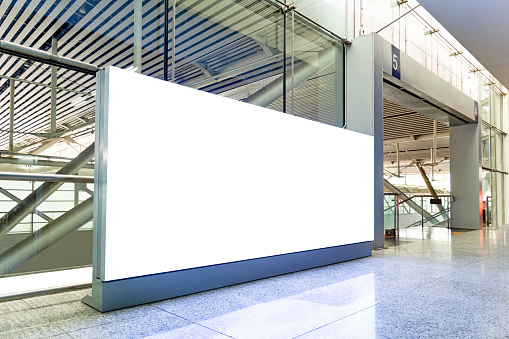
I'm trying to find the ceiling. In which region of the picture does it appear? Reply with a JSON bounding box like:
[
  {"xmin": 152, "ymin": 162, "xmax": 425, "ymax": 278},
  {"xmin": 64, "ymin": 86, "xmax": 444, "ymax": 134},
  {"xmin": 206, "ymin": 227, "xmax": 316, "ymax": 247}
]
[
  {"xmin": 383, "ymin": 99, "xmax": 450, "ymax": 177},
  {"xmin": 417, "ymin": 0, "xmax": 509, "ymax": 90}
]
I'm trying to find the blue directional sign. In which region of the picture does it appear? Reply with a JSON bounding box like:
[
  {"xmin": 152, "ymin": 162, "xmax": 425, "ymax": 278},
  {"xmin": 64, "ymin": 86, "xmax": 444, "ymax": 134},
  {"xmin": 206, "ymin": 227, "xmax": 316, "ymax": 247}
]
[{"xmin": 391, "ymin": 45, "xmax": 401, "ymax": 80}]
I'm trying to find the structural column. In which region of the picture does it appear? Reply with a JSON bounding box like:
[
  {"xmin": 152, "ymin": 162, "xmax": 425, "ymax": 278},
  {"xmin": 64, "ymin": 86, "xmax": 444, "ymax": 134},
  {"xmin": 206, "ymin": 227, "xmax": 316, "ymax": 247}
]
[
  {"xmin": 449, "ymin": 121, "xmax": 482, "ymax": 229},
  {"xmin": 346, "ymin": 33, "xmax": 384, "ymax": 248}
]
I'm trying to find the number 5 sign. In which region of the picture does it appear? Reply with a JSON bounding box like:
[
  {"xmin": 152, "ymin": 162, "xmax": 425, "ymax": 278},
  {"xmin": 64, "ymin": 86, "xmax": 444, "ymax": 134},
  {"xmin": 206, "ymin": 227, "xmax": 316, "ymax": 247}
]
[{"xmin": 391, "ymin": 45, "xmax": 401, "ymax": 80}]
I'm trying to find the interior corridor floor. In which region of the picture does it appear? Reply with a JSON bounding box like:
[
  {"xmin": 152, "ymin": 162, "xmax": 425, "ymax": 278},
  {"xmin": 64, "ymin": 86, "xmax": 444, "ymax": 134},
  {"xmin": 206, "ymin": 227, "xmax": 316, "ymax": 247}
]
[{"xmin": 1, "ymin": 225, "xmax": 509, "ymax": 338}]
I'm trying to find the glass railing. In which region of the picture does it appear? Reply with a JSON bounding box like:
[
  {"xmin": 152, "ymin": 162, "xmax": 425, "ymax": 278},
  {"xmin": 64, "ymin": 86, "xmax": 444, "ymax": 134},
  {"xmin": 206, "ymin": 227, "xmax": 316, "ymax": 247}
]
[
  {"xmin": 399, "ymin": 194, "xmax": 451, "ymax": 229},
  {"xmin": 384, "ymin": 193, "xmax": 400, "ymax": 237},
  {"xmin": 0, "ymin": 68, "xmax": 96, "ymax": 280},
  {"xmin": 361, "ymin": 0, "xmax": 506, "ymax": 104},
  {"xmin": 0, "ymin": 181, "xmax": 93, "ymax": 235},
  {"xmin": 0, "ymin": 164, "xmax": 94, "ymax": 279},
  {"xmin": 385, "ymin": 193, "xmax": 452, "ymax": 233}
]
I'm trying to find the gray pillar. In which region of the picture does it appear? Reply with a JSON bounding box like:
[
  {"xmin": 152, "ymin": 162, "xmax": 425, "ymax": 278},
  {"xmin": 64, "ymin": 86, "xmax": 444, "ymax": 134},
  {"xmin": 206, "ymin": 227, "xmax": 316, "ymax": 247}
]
[
  {"xmin": 346, "ymin": 33, "xmax": 384, "ymax": 248},
  {"xmin": 449, "ymin": 121, "xmax": 482, "ymax": 229}
]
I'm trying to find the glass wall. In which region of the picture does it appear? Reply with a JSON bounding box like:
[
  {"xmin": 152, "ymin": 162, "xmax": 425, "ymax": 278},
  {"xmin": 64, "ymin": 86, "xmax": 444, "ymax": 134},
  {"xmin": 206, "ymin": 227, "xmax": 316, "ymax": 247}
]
[{"xmin": 0, "ymin": 1, "xmax": 346, "ymax": 284}]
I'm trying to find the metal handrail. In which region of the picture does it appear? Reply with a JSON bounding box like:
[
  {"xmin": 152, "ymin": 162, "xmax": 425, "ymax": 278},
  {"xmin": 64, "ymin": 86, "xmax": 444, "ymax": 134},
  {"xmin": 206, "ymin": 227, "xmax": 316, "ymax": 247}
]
[
  {"xmin": 0, "ymin": 40, "xmax": 99, "ymax": 75},
  {"xmin": 0, "ymin": 172, "xmax": 93, "ymax": 183},
  {"xmin": 405, "ymin": 207, "xmax": 451, "ymax": 228},
  {"xmin": 384, "ymin": 194, "xmax": 450, "ymax": 212}
]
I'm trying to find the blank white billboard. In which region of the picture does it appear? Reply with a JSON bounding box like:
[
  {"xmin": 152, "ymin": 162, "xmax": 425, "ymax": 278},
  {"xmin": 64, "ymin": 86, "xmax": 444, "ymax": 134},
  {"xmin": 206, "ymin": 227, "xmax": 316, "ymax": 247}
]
[{"xmin": 99, "ymin": 66, "xmax": 373, "ymax": 282}]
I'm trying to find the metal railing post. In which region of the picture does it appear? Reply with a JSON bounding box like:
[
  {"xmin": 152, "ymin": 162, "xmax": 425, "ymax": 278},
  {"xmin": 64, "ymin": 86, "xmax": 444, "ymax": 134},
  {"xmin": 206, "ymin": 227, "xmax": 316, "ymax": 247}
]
[
  {"xmin": 50, "ymin": 37, "xmax": 57, "ymax": 135},
  {"xmin": 172, "ymin": 0, "xmax": 176, "ymax": 82},
  {"xmin": 395, "ymin": 194, "xmax": 400, "ymax": 237},
  {"xmin": 134, "ymin": 0, "xmax": 142, "ymax": 73},
  {"xmin": 486, "ymin": 196, "xmax": 490, "ymax": 227},
  {"xmin": 9, "ymin": 79, "xmax": 14, "ymax": 152},
  {"xmin": 163, "ymin": 0, "xmax": 169, "ymax": 81},
  {"xmin": 421, "ymin": 196, "xmax": 424, "ymax": 229}
]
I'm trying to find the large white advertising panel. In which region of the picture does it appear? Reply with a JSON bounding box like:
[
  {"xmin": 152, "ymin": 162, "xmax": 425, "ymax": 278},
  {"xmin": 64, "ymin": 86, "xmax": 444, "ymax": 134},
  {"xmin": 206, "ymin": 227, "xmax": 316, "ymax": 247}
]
[{"xmin": 100, "ymin": 66, "xmax": 373, "ymax": 282}]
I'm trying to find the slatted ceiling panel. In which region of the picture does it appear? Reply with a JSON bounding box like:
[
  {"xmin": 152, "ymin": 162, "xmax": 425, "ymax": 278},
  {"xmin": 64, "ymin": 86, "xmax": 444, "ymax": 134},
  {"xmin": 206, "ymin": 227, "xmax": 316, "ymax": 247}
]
[
  {"xmin": 383, "ymin": 99, "xmax": 414, "ymax": 118},
  {"xmin": 384, "ymin": 138, "xmax": 449, "ymax": 153},
  {"xmin": 383, "ymin": 99, "xmax": 449, "ymax": 140},
  {"xmin": 383, "ymin": 115, "xmax": 448, "ymax": 140},
  {"xmin": 384, "ymin": 147, "xmax": 450, "ymax": 162},
  {"xmin": 0, "ymin": 61, "xmax": 95, "ymax": 137},
  {"xmin": 382, "ymin": 99, "xmax": 451, "ymax": 168}
]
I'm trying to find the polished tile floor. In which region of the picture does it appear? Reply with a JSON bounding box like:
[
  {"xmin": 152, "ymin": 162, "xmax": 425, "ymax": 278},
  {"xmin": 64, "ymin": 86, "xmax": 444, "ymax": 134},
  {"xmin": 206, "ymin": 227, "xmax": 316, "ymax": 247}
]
[{"xmin": 1, "ymin": 225, "xmax": 509, "ymax": 338}]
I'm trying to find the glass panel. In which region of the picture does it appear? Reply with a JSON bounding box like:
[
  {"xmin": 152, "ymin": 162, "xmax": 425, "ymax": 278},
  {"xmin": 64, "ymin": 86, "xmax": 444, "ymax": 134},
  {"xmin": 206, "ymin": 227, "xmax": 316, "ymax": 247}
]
[
  {"xmin": 140, "ymin": 0, "xmax": 173, "ymax": 80},
  {"xmin": 490, "ymin": 128, "xmax": 497, "ymax": 170},
  {"xmin": 177, "ymin": 0, "xmax": 285, "ymax": 113},
  {"xmin": 422, "ymin": 196, "xmax": 450, "ymax": 228},
  {"xmin": 437, "ymin": 37, "xmax": 451, "ymax": 83},
  {"xmin": 294, "ymin": 0, "xmax": 355, "ymax": 38},
  {"xmin": 286, "ymin": 12, "xmax": 343, "ymax": 126},
  {"xmin": 481, "ymin": 125, "xmax": 491, "ymax": 168},
  {"xmin": 0, "ymin": 180, "xmax": 93, "ymax": 277},
  {"xmin": 490, "ymin": 87, "xmax": 503, "ymax": 130},
  {"xmin": 495, "ymin": 172, "xmax": 505, "ymax": 226},
  {"xmin": 482, "ymin": 170, "xmax": 491, "ymax": 224},
  {"xmin": 396, "ymin": 195, "xmax": 450, "ymax": 229},
  {"xmin": 362, "ymin": 0, "xmax": 399, "ymax": 44},
  {"xmin": 405, "ymin": 13, "xmax": 428, "ymax": 68},
  {"xmin": 480, "ymin": 82, "xmax": 491, "ymax": 123},
  {"xmin": 0, "ymin": 57, "xmax": 94, "ymax": 278},
  {"xmin": 496, "ymin": 131, "xmax": 504, "ymax": 172},
  {"xmin": 384, "ymin": 194, "xmax": 398, "ymax": 236}
]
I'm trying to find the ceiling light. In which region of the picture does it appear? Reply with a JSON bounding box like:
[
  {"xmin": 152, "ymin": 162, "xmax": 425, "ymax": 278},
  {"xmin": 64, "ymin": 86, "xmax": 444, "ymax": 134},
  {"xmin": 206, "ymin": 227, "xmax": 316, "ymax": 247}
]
[{"xmin": 71, "ymin": 97, "xmax": 87, "ymax": 107}]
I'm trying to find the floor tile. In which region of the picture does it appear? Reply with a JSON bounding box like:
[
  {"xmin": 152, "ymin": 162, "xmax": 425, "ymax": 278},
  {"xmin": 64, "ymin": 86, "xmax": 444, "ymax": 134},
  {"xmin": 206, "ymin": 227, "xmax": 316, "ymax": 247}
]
[
  {"xmin": 0, "ymin": 300, "xmax": 96, "ymax": 333},
  {"xmin": 0, "ymin": 299, "xmax": 31, "ymax": 315},
  {"xmin": 197, "ymin": 281, "xmax": 377, "ymax": 339},
  {"xmin": 143, "ymin": 324, "xmax": 233, "ymax": 339},
  {"xmin": 297, "ymin": 322, "xmax": 375, "ymax": 339},
  {"xmin": 56, "ymin": 304, "xmax": 167, "ymax": 333},
  {"xmin": 0, "ymin": 323, "xmax": 65, "ymax": 339},
  {"xmin": 23, "ymin": 288, "xmax": 91, "ymax": 308},
  {"xmin": 65, "ymin": 310, "xmax": 192, "ymax": 339},
  {"xmin": 153, "ymin": 286, "xmax": 258, "ymax": 322}
]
